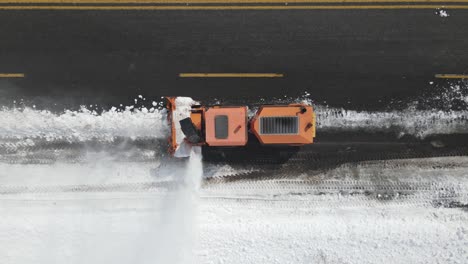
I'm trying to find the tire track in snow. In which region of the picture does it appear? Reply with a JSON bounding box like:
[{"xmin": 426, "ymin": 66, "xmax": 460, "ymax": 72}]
[{"xmin": 0, "ymin": 179, "xmax": 466, "ymax": 208}]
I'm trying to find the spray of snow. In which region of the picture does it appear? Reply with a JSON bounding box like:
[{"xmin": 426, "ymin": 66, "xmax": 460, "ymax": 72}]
[
  {"xmin": 0, "ymin": 146, "xmax": 204, "ymax": 264},
  {"xmin": 0, "ymin": 106, "xmax": 167, "ymax": 142},
  {"xmin": 152, "ymin": 146, "xmax": 203, "ymax": 264}
]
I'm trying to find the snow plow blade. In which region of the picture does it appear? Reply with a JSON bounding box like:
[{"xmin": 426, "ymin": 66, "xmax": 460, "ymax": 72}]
[{"xmin": 165, "ymin": 97, "xmax": 178, "ymax": 155}]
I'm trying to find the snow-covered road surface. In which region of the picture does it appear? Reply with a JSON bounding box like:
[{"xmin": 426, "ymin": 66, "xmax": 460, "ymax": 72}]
[
  {"xmin": 1, "ymin": 192, "xmax": 467, "ymax": 264},
  {"xmin": 1, "ymin": 156, "xmax": 467, "ymax": 264},
  {"xmin": 1, "ymin": 91, "xmax": 468, "ymax": 264}
]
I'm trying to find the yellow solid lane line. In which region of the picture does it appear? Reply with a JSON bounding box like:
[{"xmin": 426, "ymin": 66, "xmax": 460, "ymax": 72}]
[
  {"xmin": 2, "ymin": 0, "xmax": 468, "ymax": 3},
  {"xmin": 179, "ymin": 73, "xmax": 284, "ymax": 78},
  {"xmin": 435, "ymin": 74, "xmax": 468, "ymax": 79},
  {"xmin": 1, "ymin": 4, "xmax": 468, "ymax": 9},
  {"xmin": 0, "ymin": 73, "xmax": 25, "ymax": 78}
]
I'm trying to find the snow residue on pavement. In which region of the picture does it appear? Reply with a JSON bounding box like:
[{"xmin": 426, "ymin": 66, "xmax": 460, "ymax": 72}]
[
  {"xmin": 315, "ymin": 106, "xmax": 468, "ymax": 138},
  {"xmin": 0, "ymin": 159, "xmax": 160, "ymax": 186},
  {"xmin": 204, "ymin": 164, "xmax": 259, "ymax": 179},
  {"xmin": 310, "ymin": 156, "xmax": 468, "ymax": 185},
  {"xmin": 416, "ymin": 82, "xmax": 468, "ymax": 110},
  {"xmin": 2, "ymin": 84, "xmax": 467, "ymax": 144},
  {"xmin": 0, "ymin": 106, "xmax": 167, "ymax": 142},
  {"xmin": 300, "ymin": 83, "xmax": 468, "ymax": 138},
  {"xmin": 436, "ymin": 9, "xmax": 450, "ymax": 17}
]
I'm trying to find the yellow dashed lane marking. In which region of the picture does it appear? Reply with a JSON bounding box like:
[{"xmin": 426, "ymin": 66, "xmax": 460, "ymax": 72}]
[
  {"xmin": 179, "ymin": 73, "xmax": 284, "ymax": 78},
  {"xmin": 435, "ymin": 74, "xmax": 468, "ymax": 79},
  {"xmin": 0, "ymin": 73, "xmax": 25, "ymax": 78}
]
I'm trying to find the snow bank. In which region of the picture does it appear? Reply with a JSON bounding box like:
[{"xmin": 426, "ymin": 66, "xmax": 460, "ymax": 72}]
[
  {"xmin": 315, "ymin": 106, "xmax": 468, "ymax": 138},
  {"xmin": 1, "ymin": 87, "xmax": 467, "ymax": 144},
  {"xmin": 302, "ymin": 83, "xmax": 468, "ymax": 138}
]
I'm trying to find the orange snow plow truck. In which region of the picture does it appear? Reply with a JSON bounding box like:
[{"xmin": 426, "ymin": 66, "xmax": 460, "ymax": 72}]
[{"xmin": 166, "ymin": 97, "xmax": 316, "ymax": 157}]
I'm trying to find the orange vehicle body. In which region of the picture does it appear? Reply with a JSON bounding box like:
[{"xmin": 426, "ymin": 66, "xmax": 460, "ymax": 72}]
[
  {"xmin": 166, "ymin": 97, "xmax": 316, "ymax": 155},
  {"xmin": 190, "ymin": 110, "xmax": 203, "ymax": 131},
  {"xmin": 250, "ymin": 105, "xmax": 316, "ymax": 145},
  {"xmin": 204, "ymin": 106, "xmax": 248, "ymax": 146}
]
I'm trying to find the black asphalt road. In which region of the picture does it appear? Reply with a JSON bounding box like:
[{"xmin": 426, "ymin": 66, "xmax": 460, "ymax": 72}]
[{"xmin": 0, "ymin": 9, "xmax": 467, "ymax": 109}]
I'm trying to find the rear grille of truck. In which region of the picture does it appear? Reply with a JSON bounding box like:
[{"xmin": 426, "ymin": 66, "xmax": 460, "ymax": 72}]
[{"xmin": 259, "ymin": 116, "xmax": 299, "ymax": 135}]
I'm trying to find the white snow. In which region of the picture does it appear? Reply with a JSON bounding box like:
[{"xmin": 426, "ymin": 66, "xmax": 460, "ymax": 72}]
[
  {"xmin": 315, "ymin": 106, "xmax": 468, "ymax": 138},
  {"xmin": 171, "ymin": 97, "xmax": 198, "ymax": 155},
  {"xmin": 0, "ymin": 156, "xmax": 467, "ymax": 264},
  {"xmin": 1, "ymin": 188, "xmax": 467, "ymax": 264},
  {"xmin": 304, "ymin": 83, "xmax": 468, "ymax": 138},
  {"xmin": 312, "ymin": 156, "xmax": 468, "ymax": 184},
  {"xmin": 1, "ymin": 91, "xmax": 467, "ymax": 144},
  {"xmin": 197, "ymin": 200, "xmax": 468, "ymax": 264},
  {"xmin": 1, "ymin": 93, "xmax": 468, "ymax": 263},
  {"xmin": 0, "ymin": 106, "xmax": 167, "ymax": 142},
  {"xmin": 436, "ymin": 9, "xmax": 450, "ymax": 17},
  {"xmin": 151, "ymin": 146, "xmax": 203, "ymax": 264},
  {"xmin": 0, "ymin": 147, "xmax": 206, "ymax": 264}
]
